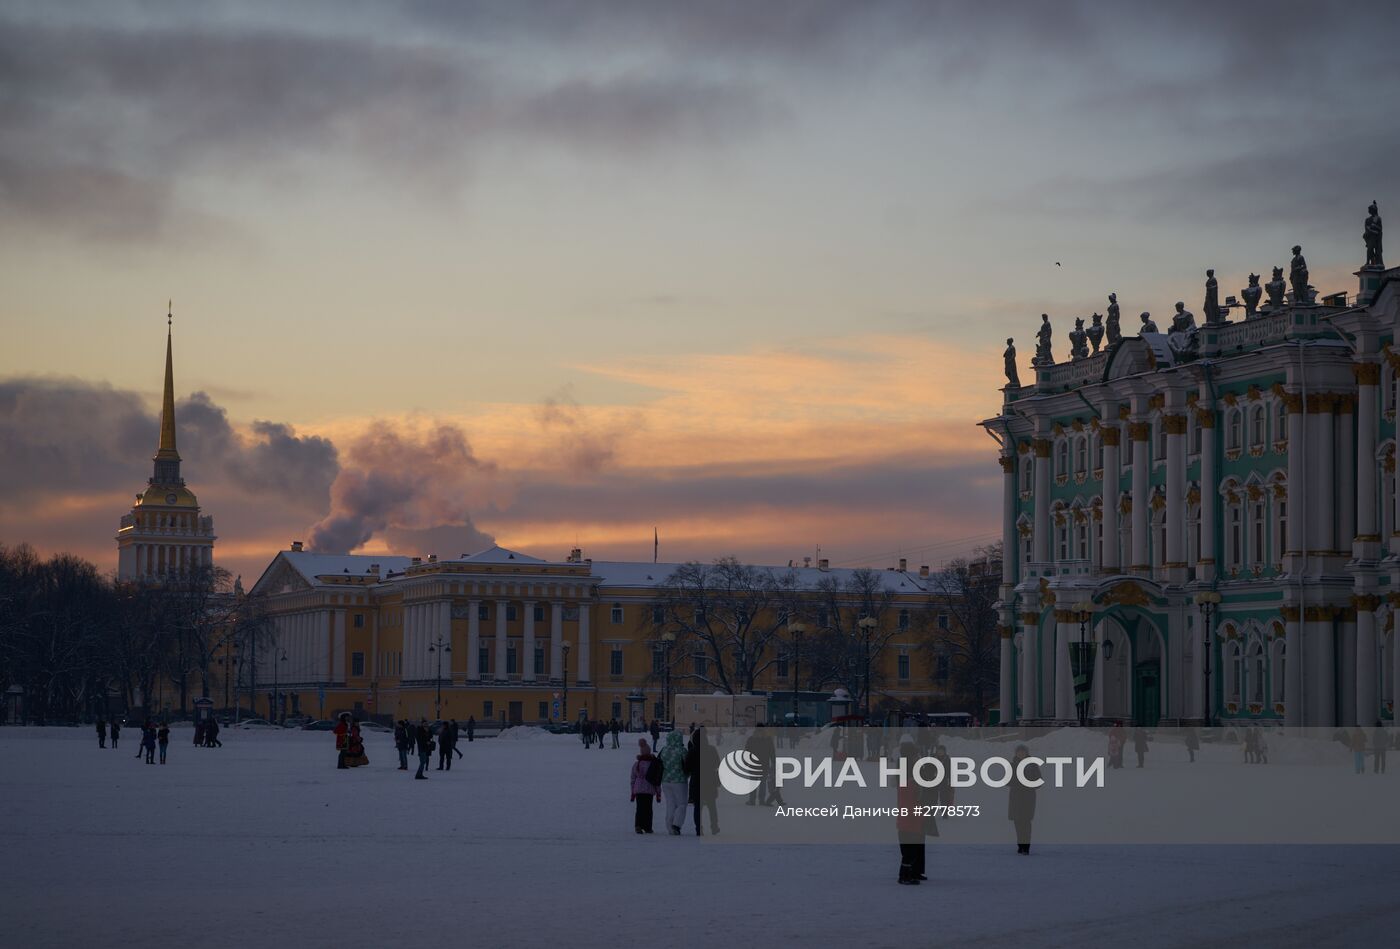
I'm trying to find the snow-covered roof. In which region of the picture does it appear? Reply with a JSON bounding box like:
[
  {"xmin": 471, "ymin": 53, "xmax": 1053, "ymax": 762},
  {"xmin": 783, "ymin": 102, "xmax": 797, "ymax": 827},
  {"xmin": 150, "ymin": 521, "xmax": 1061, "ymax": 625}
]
[
  {"xmin": 589, "ymin": 561, "xmax": 932, "ymax": 594},
  {"xmin": 454, "ymin": 545, "xmax": 549, "ymax": 565},
  {"xmin": 281, "ymin": 552, "xmax": 412, "ymax": 584}
]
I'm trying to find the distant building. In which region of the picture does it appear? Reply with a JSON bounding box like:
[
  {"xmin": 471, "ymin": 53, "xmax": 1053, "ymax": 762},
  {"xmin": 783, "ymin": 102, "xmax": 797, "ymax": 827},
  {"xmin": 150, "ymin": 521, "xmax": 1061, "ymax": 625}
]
[
  {"xmin": 115, "ymin": 315, "xmax": 215, "ymax": 580},
  {"xmin": 985, "ymin": 216, "xmax": 1398, "ymax": 728}
]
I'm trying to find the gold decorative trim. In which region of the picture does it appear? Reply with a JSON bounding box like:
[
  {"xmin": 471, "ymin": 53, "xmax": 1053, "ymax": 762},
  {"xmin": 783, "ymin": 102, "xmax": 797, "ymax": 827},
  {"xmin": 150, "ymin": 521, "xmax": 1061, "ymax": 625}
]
[
  {"xmin": 1034, "ymin": 438, "xmax": 1052, "ymax": 458},
  {"xmin": 1101, "ymin": 426, "xmax": 1121, "ymax": 446},
  {"xmin": 1279, "ymin": 606, "xmax": 1300, "ymax": 622},
  {"xmin": 1354, "ymin": 362, "xmax": 1382, "ymax": 385},
  {"xmin": 1128, "ymin": 421, "xmax": 1151, "ymax": 441},
  {"xmin": 1162, "ymin": 413, "xmax": 1188, "ymax": 435},
  {"xmin": 1099, "ymin": 581, "xmax": 1151, "ymax": 607}
]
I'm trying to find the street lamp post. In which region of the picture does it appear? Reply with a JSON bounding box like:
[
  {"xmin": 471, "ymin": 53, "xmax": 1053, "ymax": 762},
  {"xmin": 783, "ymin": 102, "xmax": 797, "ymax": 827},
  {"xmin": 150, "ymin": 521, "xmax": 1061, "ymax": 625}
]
[
  {"xmin": 856, "ymin": 617, "xmax": 878, "ymax": 721},
  {"xmin": 1071, "ymin": 600, "xmax": 1098, "ymax": 727},
  {"xmin": 561, "ymin": 641, "xmax": 572, "ymax": 725},
  {"xmin": 788, "ymin": 622, "xmax": 807, "ymax": 722},
  {"xmin": 1194, "ymin": 591, "xmax": 1222, "ymax": 727},
  {"xmin": 428, "ymin": 635, "xmax": 452, "ymax": 720},
  {"xmin": 219, "ymin": 646, "xmax": 239, "ymax": 720},
  {"xmin": 272, "ymin": 648, "xmax": 287, "ymax": 724},
  {"xmin": 660, "ymin": 631, "xmax": 675, "ymax": 725}
]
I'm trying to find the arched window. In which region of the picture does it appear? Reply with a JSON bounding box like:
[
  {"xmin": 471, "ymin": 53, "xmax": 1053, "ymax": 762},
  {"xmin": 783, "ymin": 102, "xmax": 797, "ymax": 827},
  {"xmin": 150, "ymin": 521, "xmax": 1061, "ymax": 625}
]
[
  {"xmin": 1249, "ymin": 405, "xmax": 1266, "ymax": 449},
  {"xmin": 1092, "ymin": 433, "xmax": 1103, "ymax": 474},
  {"xmin": 1270, "ymin": 637, "xmax": 1286, "ymax": 704},
  {"xmin": 1248, "ymin": 640, "xmax": 1265, "ymax": 703},
  {"xmin": 1250, "ymin": 497, "xmax": 1266, "ymax": 567},
  {"xmin": 1226, "ymin": 502, "xmax": 1243, "ymax": 571},
  {"xmin": 1272, "ymin": 399, "xmax": 1287, "ymax": 446},
  {"xmin": 1056, "ymin": 440, "xmax": 1069, "ymax": 479},
  {"xmin": 1074, "ymin": 436, "xmax": 1088, "ymax": 477},
  {"xmin": 1188, "ymin": 413, "xmax": 1200, "ymax": 456},
  {"xmin": 1227, "ymin": 409, "xmax": 1243, "ymax": 451},
  {"xmin": 1155, "ymin": 418, "xmax": 1167, "ymax": 462},
  {"xmin": 1225, "ymin": 640, "xmax": 1242, "ymax": 703},
  {"xmin": 1021, "ymin": 456, "xmax": 1033, "ymax": 494}
]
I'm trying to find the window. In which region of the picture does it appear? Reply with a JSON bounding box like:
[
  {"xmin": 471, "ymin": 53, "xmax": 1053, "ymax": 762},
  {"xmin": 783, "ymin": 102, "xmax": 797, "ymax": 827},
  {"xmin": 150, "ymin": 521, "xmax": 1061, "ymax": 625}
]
[
  {"xmin": 1228, "ymin": 505, "xmax": 1242, "ymax": 570},
  {"xmin": 1057, "ymin": 519, "xmax": 1069, "ymax": 561},
  {"xmin": 506, "ymin": 642, "xmax": 518, "ymax": 675},
  {"xmin": 1075, "ymin": 436, "xmax": 1087, "ymax": 476},
  {"xmin": 563, "ymin": 606, "xmax": 579, "ymax": 621},
  {"xmin": 483, "ymin": 700, "xmax": 493, "ymax": 718},
  {"xmin": 534, "ymin": 644, "xmax": 546, "ymax": 675},
  {"xmin": 1056, "ymin": 440, "xmax": 1069, "ymax": 478},
  {"xmin": 897, "ymin": 654, "xmax": 910, "ymax": 680},
  {"xmin": 1249, "ymin": 642, "xmax": 1265, "ymax": 703},
  {"xmin": 1251, "ymin": 501, "xmax": 1266, "ymax": 566},
  {"xmin": 776, "ymin": 656, "xmax": 789, "ymax": 679},
  {"xmin": 1021, "ymin": 457, "xmax": 1033, "ymax": 493},
  {"xmin": 1076, "ymin": 517, "xmax": 1089, "ymax": 561},
  {"xmin": 693, "ymin": 654, "xmax": 708, "ymax": 677},
  {"xmin": 652, "ymin": 605, "xmax": 664, "ymax": 624},
  {"xmin": 817, "ymin": 610, "xmax": 829, "ymax": 628},
  {"xmin": 610, "ymin": 647, "xmax": 623, "ymax": 676},
  {"xmin": 351, "ymin": 651, "xmax": 364, "ymax": 676},
  {"xmin": 1273, "ymin": 400, "xmax": 1287, "ymax": 445},
  {"xmin": 1250, "ymin": 406, "xmax": 1266, "ymax": 449},
  {"xmin": 1227, "ymin": 410, "xmax": 1242, "ymax": 451},
  {"xmin": 534, "ymin": 605, "xmax": 545, "ymax": 623},
  {"xmin": 353, "ymin": 613, "xmax": 364, "ymax": 629},
  {"xmin": 1155, "ymin": 420, "xmax": 1166, "ymax": 462},
  {"xmin": 653, "ymin": 701, "xmax": 665, "ymax": 719},
  {"xmin": 898, "ymin": 609, "xmax": 910, "ymax": 631},
  {"xmin": 1272, "ymin": 640, "xmax": 1286, "ymax": 704},
  {"xmin": 937, "ymin": 613, "xmax": 950, "ymax": 631},
  {"xmin": 611, "ymin": 605, "xmax": 624, "ymax": 624},
  {"xmin": 478, "ymin": 603, "xmax": 490, "ymax": 621},
  {"xmin": 612, "ymin": 701, "xmax": 623, "ymax": 719},
  {"xmin": 935, "ymin": 653, "xmax": 950, "ymax": 680},
  {"xmin": 1278, "ymin": 499, "xmax": 1288, "ymax": 557},
  {"xmin": 694, "ymin": 607, "xmax": 706, "ymax": 624},
  {"xmin": 506, "ymin": 604, "xmax": 518, "ymax": 622},
  {"xmin": 652, "ymin": 648, "xmax": 665, "ymax": 675},
  {"xmin": 538, "ymin": 701, "xmax": 548, "ymax": 720},
  {"xmin": 1225, "ymin": 642, "xmax": 1241, "ymax": 702},
  {"xmin": 478, "ymin": 647, "xmax": 489, "ymax": 675}
]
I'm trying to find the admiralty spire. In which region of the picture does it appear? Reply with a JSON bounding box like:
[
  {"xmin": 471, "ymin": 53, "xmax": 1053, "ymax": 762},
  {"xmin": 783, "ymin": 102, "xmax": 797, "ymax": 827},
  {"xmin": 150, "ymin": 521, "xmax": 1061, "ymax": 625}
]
[{"xmin": 116, "ymin": 305, "xmax": 216, "ymax": 580}]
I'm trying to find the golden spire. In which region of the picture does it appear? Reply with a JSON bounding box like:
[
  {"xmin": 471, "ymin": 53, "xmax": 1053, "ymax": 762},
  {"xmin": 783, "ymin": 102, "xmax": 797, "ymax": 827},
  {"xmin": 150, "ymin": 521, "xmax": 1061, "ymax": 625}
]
[{"xmin": 157, "ymin": 301, "xmax": 178, "ymax": 459}]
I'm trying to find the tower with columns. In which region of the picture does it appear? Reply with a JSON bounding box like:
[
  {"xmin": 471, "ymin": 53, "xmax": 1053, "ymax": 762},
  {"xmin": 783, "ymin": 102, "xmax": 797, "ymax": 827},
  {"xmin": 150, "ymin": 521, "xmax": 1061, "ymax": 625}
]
[
  {"xmin": 986, "ymin": 210, "xmax": 1398, "ymax": 729},
  {"xmin": 115, "ymin": 309, "xmax": 216, "ymax": 581}
]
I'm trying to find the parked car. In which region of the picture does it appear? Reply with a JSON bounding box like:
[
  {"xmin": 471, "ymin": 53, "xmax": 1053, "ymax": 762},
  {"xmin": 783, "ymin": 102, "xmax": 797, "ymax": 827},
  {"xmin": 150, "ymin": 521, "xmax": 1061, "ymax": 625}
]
[
  {"xmin": 231, "ymin": 718, "xmax": 279, "ymax": 730},
  {"xmin": 282, "ymin": 716, "xmax": 313, "ymax": 728},
  {"xmin": 300, "ymin": 720, "xmax": 336, "ymax": 731},
  {"xmin": 358, "ymin": 721, "xmax": 392, "ymax": 733}
]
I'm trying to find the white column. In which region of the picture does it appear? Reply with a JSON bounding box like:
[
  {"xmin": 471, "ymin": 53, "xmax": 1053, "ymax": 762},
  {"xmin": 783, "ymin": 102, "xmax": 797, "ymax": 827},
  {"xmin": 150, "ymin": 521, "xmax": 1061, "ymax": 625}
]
[
  {"xmin": 1001, "ymin": 455, "xmax": 1018, "ymax": 583},
  {"xmin": 1309, "ymin": 612, "xmax": 1335, "ymax": 727},
  {"xmin": 1198, "ymin": 408, "xmax": 1218, "ymax": 581},
  {"xmin": 1284, "ymin": 608, "xmax": 1302, "ymax": 727},
  {"xmin": 1340, "ymin": 612, "xmax": 1357, "ymax": 727},
  {"xmin": 1053, "ymin": 611, "xmax": 1074, "ymax": 721},
  {"xmin": 1339, "ymin": 397, "xmax": 1356, "ymax": 553},
  {"xmin": 1165, "ymin": 412, "xmax": 1186, "ymax": 570},
  {"xmin": 494, "ymin": 600, "xmax": 508, "ymax": 679},
  {"xmin": 522, "ymin": 600, "xmax": 537, "ymax": 682},
  {"xmin": 466, "ymin": 599, "xmax": 480, "ymax": 682},
  {"xmin": 1033, "ymin": 439, "xmax": 1051, "ymax": 564},
  {"xmin": 999, "ymin": 626, "xmax": 1014, "ymax": 723},
  {"xmin": 1101, "ymin": 427, "xmax": 1120, "ymax": 572},
  {"xmin": 331, "ymin": 610, "xmax": 344, "ymax": 684},
  {"xmin": 1019, "ymin": 617, "xmax": 1038, "ymax": 719},
  {"xmin": 1287, "ymin": 397, "xmax": 1307, "ymax": 569},
  {"xmin": 551, "ymin": 601, "xmax": 564, "ymax": 680},
  {"xmin": 577, "ymin": 599, "xmax": 591, "ymax": 683},
  {"xmin": 1356, "ymin": 363, "xmax": 1380, "ymax": 546},
  {"xmin": 406, "ymin": 604, "xmax": 418, "ymax": 681},
  {"xmin": 1314, "ymin": 402, "xmax": 1335, "ymax": 557},
  {"xmin": 1130, "ymin": 421, "xmax": 1150, "ymax": 573}
]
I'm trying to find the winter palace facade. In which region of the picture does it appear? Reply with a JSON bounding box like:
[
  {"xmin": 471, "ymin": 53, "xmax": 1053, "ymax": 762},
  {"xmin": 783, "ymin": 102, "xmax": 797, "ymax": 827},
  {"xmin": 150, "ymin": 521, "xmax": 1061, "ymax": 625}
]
[{"xmin": 986, "ymin": 211, "xmax": 1397, "ymax": 728}]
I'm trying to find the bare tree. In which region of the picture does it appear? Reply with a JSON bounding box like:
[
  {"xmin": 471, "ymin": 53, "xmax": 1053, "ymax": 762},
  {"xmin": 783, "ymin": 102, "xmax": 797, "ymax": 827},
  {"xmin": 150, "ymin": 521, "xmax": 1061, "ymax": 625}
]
[
  {"xmin": 924, "ymin": 543, "xmax": 1002, "ymax": 718},
  {"xmin": 802, "ymin": 568, "xmax": 901, "ymax": 719}
]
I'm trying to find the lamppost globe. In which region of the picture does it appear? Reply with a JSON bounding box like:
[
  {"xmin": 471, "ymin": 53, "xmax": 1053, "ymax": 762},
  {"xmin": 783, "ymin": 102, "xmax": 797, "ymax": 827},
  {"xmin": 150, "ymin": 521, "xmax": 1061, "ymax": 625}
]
[
  {"xmin": 787, "ymin": 622, "xmax": 807, "ymax": 724},
  {"xmin": 1193, "ymin": 591, "xmax": 1222, "ymax": 727}
]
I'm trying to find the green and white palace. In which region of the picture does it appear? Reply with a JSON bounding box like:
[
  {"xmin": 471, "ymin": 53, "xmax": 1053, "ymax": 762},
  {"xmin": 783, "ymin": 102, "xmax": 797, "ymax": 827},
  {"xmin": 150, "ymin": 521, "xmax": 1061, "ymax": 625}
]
[{"xmin": 985, "ymin": 202, "xmax": 1397, "ymax": 728}]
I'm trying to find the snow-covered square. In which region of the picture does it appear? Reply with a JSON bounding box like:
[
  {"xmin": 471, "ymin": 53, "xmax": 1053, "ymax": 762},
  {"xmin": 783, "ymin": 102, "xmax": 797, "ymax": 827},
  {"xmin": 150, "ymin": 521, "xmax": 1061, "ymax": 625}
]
[{"xmin": 2, "ymin": 725, "xmax": 1397, "ymax": 949}]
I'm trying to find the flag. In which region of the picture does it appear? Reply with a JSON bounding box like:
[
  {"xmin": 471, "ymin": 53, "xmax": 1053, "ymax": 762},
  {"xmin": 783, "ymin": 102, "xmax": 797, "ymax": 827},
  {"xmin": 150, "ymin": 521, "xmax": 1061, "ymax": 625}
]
[{"xmin": 653, "ymin": 527, "xmax": 658, "ymax": 563}]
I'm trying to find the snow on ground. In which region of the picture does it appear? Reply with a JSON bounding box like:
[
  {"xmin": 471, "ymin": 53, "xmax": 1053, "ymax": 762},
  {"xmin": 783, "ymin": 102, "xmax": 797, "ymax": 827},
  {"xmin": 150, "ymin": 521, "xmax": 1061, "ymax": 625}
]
[{"xmin": 1, "ymin": 726, "xmax": 1397, "ymax": 949}]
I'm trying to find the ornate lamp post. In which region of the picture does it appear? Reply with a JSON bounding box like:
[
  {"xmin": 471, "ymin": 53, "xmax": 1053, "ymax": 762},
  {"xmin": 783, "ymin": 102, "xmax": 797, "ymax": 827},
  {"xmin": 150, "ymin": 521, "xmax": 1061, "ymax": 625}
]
[
  {"xmin": 561, "ymin": 641, "xmax": 572, "ymax": 725},
  {"xmin": 1070, "ymin": 600, "xmax": 1098, "ymax": 726},
  {"xmin": 788, "ymin": 622, "xmax": 807, "ymax": 723},
  {"xmin": 660, "ymin": 631, "xmax": 675, "ymax": 725},
  {"xmin": 856, "ymin": 616, "xmax": 878, "ymax": 720},
  {"xmin": 1194, "ymin": 591, "xmax": 1222, "ymax": 727},
  {"xmin": 428, "ymin": 635, "xmax": 451, "ymax": 720}
]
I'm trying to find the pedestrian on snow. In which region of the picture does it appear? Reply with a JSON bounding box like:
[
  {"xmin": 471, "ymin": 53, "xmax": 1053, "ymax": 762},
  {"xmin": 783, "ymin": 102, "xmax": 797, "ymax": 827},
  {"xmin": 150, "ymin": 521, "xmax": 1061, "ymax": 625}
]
[
  {"xmin": 597, "ymin": 720, "xmax": 606, "ymax": 751},
  {"xmin": 1254, "ymin": 726, "xmax": 1268, "ymax": 765},
  {"xmin": 414, "ymin": 720, "xmax": 434, "ymax": 779},
  {"xmin": 334, "ymin": 713, "xmax": 352, "ymax": 770},
  {"xmin": 658, "ymin": 730, "xmax": 689, "ymax": 835},
  {"xmin": 157, "ymin": 724, "xmax": 170, "ymax": 764},
  {"xmin": 110, "ymin": 720, "xmax": 121, "ymax": 749},
  {"xmin": 142, "ymin": 722, "xmax": 157, "ymax": 764},
  {"xmin": 96, "ymin": 718, "xmax": 107, "ymax": 748},
  {"xmin": 582, "ymin": 720, "xmax": 594, "ymax": 748},
  {"xmin": 206, "ymin": 719, "xmax": 221, "ymax": 747},
  {"xmin": 1132, "ymin": 726, "xmax": 1149, "ymax": 768},
  {"xmin": 194, "ymin": 720, "xmax": 206, "ymax": 747},
  {"xmin": 745, "ymin": 724, "xmax": 784, "ymax": 806},
  {"xmin": 394, "ymin": 720, "xmax": 410, "ymax": 770},
  {"xmin": 1008, "ymin": 744, "xmax": 1040, "ymax": 854},
  {"xmin": 1107, "ymin": 722, "xmax": 1126, "ymax": 769},
  {"xmin": 466, "ymin": 716, "xmax": 475, "ymax": 742},
  {"xmin": 649, "ymin": 719, "xmax": 661, "ymax": 748},
  {"xmin": 1350, "ymin": 727, "xmax": 1368, "ymax": 774},
  {"xmin": 610, "ymin": 718, "xmax": 620, "ymax": 749},
  {"xmin": 437, "ymin": 719, "xmax": 455, "ymax": 771},
  {"xmin": 933, "ymin": 744, "xmax": 954, "ymax": 806},
  {"xmin": 1374, "ymin": 722, "xmax": 1389, "ymax": 774},
  {"xmin": 136, "ymin": 720, "xmax": 149, "ymax": 758},
  {"xmin": 630, "ymin": 738, "xmax": 662, "ymax": 833},
  {"xmin": 1184, "ymin": 725, "xmax": 1200, "ymax": 763},
  {"xmin": 896, "ymin": 741, "xmax": 926, "ymax": 885},
  {"xmin": 684, "ymin": 727, "xmax": 720, "ymax": 835}
]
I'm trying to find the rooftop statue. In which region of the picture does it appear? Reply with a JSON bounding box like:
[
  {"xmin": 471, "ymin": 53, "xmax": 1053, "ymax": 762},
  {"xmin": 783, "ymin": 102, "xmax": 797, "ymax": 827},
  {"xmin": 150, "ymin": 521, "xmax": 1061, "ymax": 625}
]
[
  {"xmin": 1105, "ymin": 293, "xmax": 1122, "ymax": 346},
  {"xmin": 1069, "ymin": 317, "xmax": 1089, "ymax": 360},
  {"xmin": 1365, "ymin": 200, "xmax": 1384, "ymax": 269},
  {"xmin": 1203, "ymin": 269, "xmax": 1222, "ymax": 324},
  {"xmin": 1003, "ymin": 338, "xmax": 1020, "ymax": 388},
  {"xmin": 1139, "ymin": 311, "xmax": 1158, "ymax": 334},
  {"xmin": 1033, "ymin": 313, "xmax": 1054, "ymax": 367},
  {"xmin": 1087, "ymin": 312, "xmax": 1105, "ymax": 353},
  {"xmin": 1242, "ymin": 273, "xmax": 1262, "ymax": 318},
  {"xmin": 1290, "ymin": 244, "xmax": 1312, "ymax": 303},
  {"xmin": 1168, "ymin": 301, "xmax": 1199, "ymax": 356},
  {"xmin": 1265, "ymin": 266, "xmax": 1287, "ymax": 308}
]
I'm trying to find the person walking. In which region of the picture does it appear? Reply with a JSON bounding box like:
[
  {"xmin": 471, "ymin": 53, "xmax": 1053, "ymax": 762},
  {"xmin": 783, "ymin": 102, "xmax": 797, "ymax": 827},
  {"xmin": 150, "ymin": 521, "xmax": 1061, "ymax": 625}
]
[
  {"xmin": 649, "ymin": 719, "xmax": 661, "ymax": 748},
  {"xmin": 1107, "ymin": 722, "xmax": 1126, "ymax": 769},
  {"xmin": 96, "ymin": 718, "xmax": 107, "ymax": 749},
  {"xmin": 206, "ymin": 718, "xmax": 222, "ymax": 748},
  {"xmin": 685, "ymin": 727, "xmax": 720, "ymax": 836},
  {"xmin": 466, "ymin": 715, "xmax": 475, "ymax": 742},
  {"xmin": 1009, "ymin": 744, "xmax": 1040, "ymax": 854},
  {"xmin": 142, "ymin": 722, "xmax": 157, "ymax": 764},
  {"xmin": 136, "ymin": 719, "xmax": 149, "ymax": 758},
  {"xmin": 414, "ymin": 719, "xmax": 433, "ymax": 780},
  {"xmin": 630, "ymin": 738, "xmax": 662, "ymax": 833},
  {"xmin": 334, "ymin": 713, "xmax": 352, "ymax": 769},
  {"xmin": 437, "ymin": 720, "xmax": 455, "ymax": 771},
  {"xmin": 1373, "ymin": 722, "xmax": 1389, "ymax": 775},
  {"xmin": 194, "ymin": 719, "xmax": 206, "ymax": 748},
  {"xmin": 582, "ymin": 720, "xmax": 594, "ymax": 749},
  {"xmin": 896, "ymin": 741, "xmax": 925, "ymax": 885},
  {"xmin": 110, "ymin": 719, "xmax": 121, "ymax": 749},
  {"xmin": 449, "ymin": 720, "xmax": 463, "ymax": 763},
  {"xmin": 658, "ymin": 730, "xmax": 689, "ymax": 835},
  {"xmin": 394, "ymin": 720, "xmax": 410, "ymax": 770},
  {"xmin": 157, "ymin": 724, "xmax": 170, "ymax": 764},
  {"xmin": 1132, "ymin": 726, "xmax": 1149, "ymax": 768},
  {"xmin": 1350, "ymin": 727, "xmax": 1368, "ymax": 775},
  {"xmin": 597, "ymin": 720, "xmax": 606, "ymax": 752},
  {"xmin": 610, "ymin": 718, "xmax": 620, "ymax": 749},
  {"xmin": 1184, "ymin": 725, "xmax": 1200, "ymax": 763}
]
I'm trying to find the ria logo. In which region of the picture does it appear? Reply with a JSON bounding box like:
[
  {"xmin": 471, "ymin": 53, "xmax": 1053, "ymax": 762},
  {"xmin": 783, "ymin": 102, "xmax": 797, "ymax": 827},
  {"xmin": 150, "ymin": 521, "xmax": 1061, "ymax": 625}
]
[{"xmin": 717, "ymin": 749, "xmax": 765, "ymax": 795}]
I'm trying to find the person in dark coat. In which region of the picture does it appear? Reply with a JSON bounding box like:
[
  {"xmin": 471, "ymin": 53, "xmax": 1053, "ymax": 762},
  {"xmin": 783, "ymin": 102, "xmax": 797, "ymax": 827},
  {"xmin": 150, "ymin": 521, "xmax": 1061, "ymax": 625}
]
[
  {"xmin": 1132, "ymin": 726, "xmax": 1149, "ymax": 768},
  {"xmin": 393, "ymin": 720, "xmax": 410, "ymax": 770},
  {"xmin": 630, "ymin": 738, "xmax": 661, "ymax": 833},
  {"xmin": 466, "ymin": 716, "xmax": 475, "ymax": 742},
  {"xmin": 582, "ymin": 720, "xmax": 594, "ymax": 748},
  {"xmin": 437, "ymin": 720, "xmax": 455, "ymax": 771},
  {"xmin": 157, "ymin": 724, "xmax": 170, "ymax": 764},
  {"xmin": 896, "ymin": 741, "xmax": 926, "ymax": 884},
  {"xmin": 683, "ymin": 727, "xmax": 719, "ymax": 836},
  {"xmin": 1184, "ymin": 725, "xmax": 1200, "ymax": 763},
  {"xmin": 334, "ymin": 713, "xmax": 352, "ymax": 769},
  {"xmin": 142, "ymin": 722, "xmax": 157, "ymax": 764},
  {"xmin": 414, "ymin": 720, "xmax": 434, "ymax": 779},
  {"xmin": 597, "ymin": 720, "xmax": 606, "ymax": 751},
  {"xmin": 136, "ymin": 719, "xmax": 149, "ymax": 758},
  {"xmin": 206, "ymin": 719, "xmax": 222, "ymax": 747},
  {"xmin": 610, "ymin": 718, "xmax": 620, "ymax": 749},
  {"xmin": 1374, "ymin": 722, "xmax": 1389, "ymax": 774},
  {"xmin": 1008, "ymin": 744, "xmax": 1040, "ymax": 854},
  {"xmin": 110, "ymin": 719, "xmax": 121, "ymax": 749},
  {"xmin": 194, "ymin": 720, "xmax": 206, "ymax": 747},
  {"xmin": 96, "ymin": 718, "xmax": 107, "ymax": 748},
  {"xmin": 649, "ymin": 719, "xmax": 661, "ymax": 747}
]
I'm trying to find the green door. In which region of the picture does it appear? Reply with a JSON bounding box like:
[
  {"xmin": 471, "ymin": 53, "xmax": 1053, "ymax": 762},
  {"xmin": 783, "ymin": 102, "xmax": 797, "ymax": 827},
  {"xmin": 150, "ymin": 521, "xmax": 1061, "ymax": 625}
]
[{"xmin": 1133, "ymin": 662, "xmax": 1161, "ymax": 727}]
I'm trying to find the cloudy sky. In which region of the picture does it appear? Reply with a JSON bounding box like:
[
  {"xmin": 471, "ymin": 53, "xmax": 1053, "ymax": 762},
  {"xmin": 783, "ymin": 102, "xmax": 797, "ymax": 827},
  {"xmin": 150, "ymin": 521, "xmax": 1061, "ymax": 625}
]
[{"xmin": 2, "ymin": 1, "xmax": 1396, "ymax": 582}]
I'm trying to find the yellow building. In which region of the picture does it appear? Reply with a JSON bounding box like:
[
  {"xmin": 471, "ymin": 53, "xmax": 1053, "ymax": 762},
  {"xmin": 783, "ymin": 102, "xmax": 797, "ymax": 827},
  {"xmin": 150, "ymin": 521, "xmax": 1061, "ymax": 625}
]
[{"xmin": 247, "ymin": 543, "xmax": 970, "ymax": 726}]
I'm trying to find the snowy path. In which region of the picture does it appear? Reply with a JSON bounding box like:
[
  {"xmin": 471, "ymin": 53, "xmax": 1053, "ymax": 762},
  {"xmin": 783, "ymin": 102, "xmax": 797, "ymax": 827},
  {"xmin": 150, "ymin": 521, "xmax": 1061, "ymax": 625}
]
[{"xmin": 1, "ymin": 727, "xmax": 1396, "ymax": 948}]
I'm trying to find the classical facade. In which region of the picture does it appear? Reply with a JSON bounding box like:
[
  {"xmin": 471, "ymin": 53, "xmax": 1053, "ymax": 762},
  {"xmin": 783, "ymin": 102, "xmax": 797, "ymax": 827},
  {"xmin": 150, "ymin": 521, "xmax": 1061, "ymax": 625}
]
[
  {"xmin": 986, "ymin": 207, "xmax": 1397, "ymax": 728},
  {"xmin": 247, "ymin": 545, "xmax": 967, "ymax": 725},
  {"xmin": 115, "ymin": 314, "xmax": 216, "ymax": 581}
]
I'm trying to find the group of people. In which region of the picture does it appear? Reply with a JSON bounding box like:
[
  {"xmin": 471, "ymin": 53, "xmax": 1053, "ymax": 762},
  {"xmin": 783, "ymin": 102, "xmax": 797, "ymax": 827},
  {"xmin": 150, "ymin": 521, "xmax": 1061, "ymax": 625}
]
[
  {"xmin": 95, "ymin": 717, "xmax": 172, "ymax": 763},
  {"xmin": 390, "ymin": 717, "xmax": 473, "ymax": 778},
  {"xmin": 1106, "ymin": 722, "xmax": 1150, "ymax": 768},
  {"xmin": 192, "ymin": 719, "xmax": 222, "ymax": 747},
  {"xmin": 333, "ymin": 713, "xmax": 369, "ymax": 769},
  {"xmin": 1347, "ymin": 724, "xmax": 1389, "ymax": 774},
  {"xmin": 628, "ymin": 725, "xmax": 720, "ymax": 837}
]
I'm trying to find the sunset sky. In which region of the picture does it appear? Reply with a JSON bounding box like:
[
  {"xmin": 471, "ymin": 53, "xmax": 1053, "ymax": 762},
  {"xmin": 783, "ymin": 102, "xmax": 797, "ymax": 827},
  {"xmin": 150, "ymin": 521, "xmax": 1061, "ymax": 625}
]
[{"xmin": 3, "ymin": 1, "xmax": 1396, "ymax": 583}]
